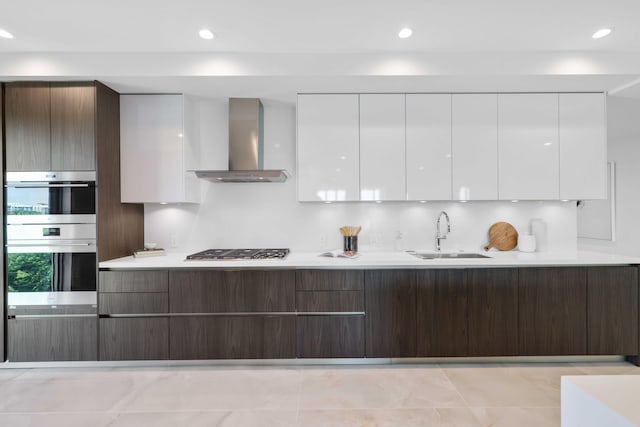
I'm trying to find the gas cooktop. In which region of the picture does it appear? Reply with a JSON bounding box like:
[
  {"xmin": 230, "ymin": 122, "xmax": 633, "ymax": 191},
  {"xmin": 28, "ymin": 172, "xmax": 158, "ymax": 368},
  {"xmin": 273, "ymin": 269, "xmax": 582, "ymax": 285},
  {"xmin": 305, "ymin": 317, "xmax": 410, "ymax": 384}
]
[{"xmin": 186, "ymin": 248, "xmax": 290, "ymax": 260}]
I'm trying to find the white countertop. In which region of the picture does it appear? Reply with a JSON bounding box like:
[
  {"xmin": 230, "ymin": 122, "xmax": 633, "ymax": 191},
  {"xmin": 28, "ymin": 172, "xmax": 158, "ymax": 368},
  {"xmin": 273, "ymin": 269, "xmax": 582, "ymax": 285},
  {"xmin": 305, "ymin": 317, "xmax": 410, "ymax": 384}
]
[{"xmin": 99, "ymin": 250, "xmax": 640, "ymax": 270}]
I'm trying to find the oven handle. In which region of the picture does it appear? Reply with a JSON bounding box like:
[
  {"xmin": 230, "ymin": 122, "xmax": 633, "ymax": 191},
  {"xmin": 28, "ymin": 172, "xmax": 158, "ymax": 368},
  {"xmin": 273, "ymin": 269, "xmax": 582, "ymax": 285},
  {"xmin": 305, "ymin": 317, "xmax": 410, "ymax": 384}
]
[
  {"xmin": 7, "ymin": 242, "xmax": 96, "ymax": 247},
  {"xmin": 6, "ymin": 241, "xmax": 97, "ymax": 254},
  {"xmin": 8, "ymin": 314, "xmax": 96, "ymax": 319},
  {"xmin": 5, "ymin": 183, "xmax": 91, "ymax": 188}
]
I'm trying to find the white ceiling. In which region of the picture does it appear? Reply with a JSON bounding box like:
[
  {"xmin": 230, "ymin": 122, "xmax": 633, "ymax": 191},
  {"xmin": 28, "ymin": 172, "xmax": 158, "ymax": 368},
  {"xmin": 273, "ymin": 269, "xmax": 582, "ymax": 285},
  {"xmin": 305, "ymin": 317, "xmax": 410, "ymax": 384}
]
[{"xmin": 1, "ymin": 0, "xmax": 640, "ymax": 102}]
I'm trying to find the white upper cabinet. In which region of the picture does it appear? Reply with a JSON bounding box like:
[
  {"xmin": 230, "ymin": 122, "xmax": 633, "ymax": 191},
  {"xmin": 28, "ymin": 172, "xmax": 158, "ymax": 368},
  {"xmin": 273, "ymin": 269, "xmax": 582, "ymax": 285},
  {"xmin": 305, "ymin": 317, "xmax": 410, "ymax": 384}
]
[
  {"xmin": 559, "ymin": 93, "xmax": 607, "ymax": 200},
  {"xmin": 498, "ymin": 93, "xmax": 559, "ymax": 200},
  {"xmin": 297, "ymin": 94, "xmax": 360, "ymax": 202},
  {"xmin": 359, "ymin": 94, "xmax": 406, "ymax": 201},
  {"xmin": 452, "ymin": 94, "xmax": 498, "ymax": 200},
  {"xmin": 120, "ymin": 94, "xmax": 200, "ymax": 204},
  {"xmin": 406, "ymin": 94, "xmax": 452, "ymax": 201}
]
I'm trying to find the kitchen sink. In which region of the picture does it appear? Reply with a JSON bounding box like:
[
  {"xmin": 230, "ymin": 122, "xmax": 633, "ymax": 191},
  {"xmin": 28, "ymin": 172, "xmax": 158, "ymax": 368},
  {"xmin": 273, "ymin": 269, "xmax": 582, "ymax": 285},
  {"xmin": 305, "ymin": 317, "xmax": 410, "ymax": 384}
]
[{"xmin": 407, "ymin": 251, "xmax": 491, "ymax": 260}]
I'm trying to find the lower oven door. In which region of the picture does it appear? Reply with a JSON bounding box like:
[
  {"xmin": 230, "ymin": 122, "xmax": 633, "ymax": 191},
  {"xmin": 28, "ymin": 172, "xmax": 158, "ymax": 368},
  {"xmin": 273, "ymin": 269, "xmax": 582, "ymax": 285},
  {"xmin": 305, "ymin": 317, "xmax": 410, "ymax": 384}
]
[{"xmin": 6, "ymin": 241, "xmax": 97, "ymax": 309}]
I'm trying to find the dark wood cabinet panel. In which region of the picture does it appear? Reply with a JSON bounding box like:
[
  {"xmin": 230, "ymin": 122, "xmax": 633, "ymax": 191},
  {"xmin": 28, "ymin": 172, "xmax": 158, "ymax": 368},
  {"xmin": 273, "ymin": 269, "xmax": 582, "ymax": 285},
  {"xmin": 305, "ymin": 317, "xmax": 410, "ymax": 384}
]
[
  {"xmin": 468, "ymin": 268, "xmax": 519, "ymax": 356},
  {"xmin": 0, "ymin": 84, "xmax": 3, "ymax": 360},
  {"xmin": 99, "ymin": 293, "xmax": 168, "ymax": 314},
  {"xmin": 100, "ymin": 270, "xmax": 168, "ymax": 293},
  {"xmin": 296, "ymin": 270, "xmax": 364, "ymax": 291},
  {"xmin": 365, "ymin": 270, "xmax": 416, "ymax": 357},
  {"xmin": 4, "ymin": 82, "xmax": 51, "ymax": 171},
  {"xmin": 416, "ymin": 269, "xmax": 468, "ymax": 357},
  {"xmin": 587, "ymin": 267, "xmax": 638, "ymax": 355},
  {"xmin": 50, "ymin": 82, "xmax": 96, "ymax": 170},
  {"xmin": 297, "ymin": 316, "xmax": 365, "ymax": 358},
  {"xmin": 296, "ymin": 291, "xmax": 364, "ymax": 312},
  {"xmin": 7, "ymin": 317, "xmax": 97, "ymax": 361},
  {"xmin": 99, "ymin": 318, "xmax": 169, "ymax": 360},
  {"xmin": 519, "ymin": 267, "xmax": 587, "ymax": 356},
  {"xmin": 170, "ymin": 270, "xmax": 295, "ymax": 313},
  {"xmin": 169, "ymin": 315, "xmax": 295, "ymax": 359},
  {"xmin": 95, "ymin": 82, "xmax": 144, "ymax": 262}
]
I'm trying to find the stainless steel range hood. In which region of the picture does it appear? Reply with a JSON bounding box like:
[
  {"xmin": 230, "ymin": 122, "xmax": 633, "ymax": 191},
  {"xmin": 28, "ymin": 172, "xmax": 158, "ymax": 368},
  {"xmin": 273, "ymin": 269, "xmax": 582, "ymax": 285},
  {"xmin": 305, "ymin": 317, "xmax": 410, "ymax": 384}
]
[{"xmin": 195, "ymin": 98, "xmax": 289, "ymax": 183}]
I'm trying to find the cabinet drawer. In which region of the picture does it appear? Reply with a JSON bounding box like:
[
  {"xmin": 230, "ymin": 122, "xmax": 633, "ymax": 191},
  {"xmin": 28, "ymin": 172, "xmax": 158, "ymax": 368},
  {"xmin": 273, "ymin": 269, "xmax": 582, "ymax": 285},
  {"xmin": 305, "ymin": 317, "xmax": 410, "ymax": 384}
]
[
  {"xmin": 100, "ymin": 317, "xmax": 169, "ymax": 360},
  {"xmin": 7, "ymin": 317, "xmax": 97, "ymax": 362},
  {"xmin": 169, "ymin": 315, "xmax": 295, "ymax": 359},
  {"xmin": 170, "ymin": 270, "xmax": 295, "ymax": 313},
  {"xmin": 296, "ymin": 270, "xmax": 364, "ymax": 291},
  {"xmin": 296, "ymin": 291, "xmax": 364, "ymax": 312},
  {"xmin": 100, "ymin": 270, "xmax": 168, "ymax": 293},
  {"xmin": 99, "ymin": 292, "xmax": 168, "ymax": 314},
  {"xmin": 296, "ymin": 315, "xmax": 365, "ymax": 358}
]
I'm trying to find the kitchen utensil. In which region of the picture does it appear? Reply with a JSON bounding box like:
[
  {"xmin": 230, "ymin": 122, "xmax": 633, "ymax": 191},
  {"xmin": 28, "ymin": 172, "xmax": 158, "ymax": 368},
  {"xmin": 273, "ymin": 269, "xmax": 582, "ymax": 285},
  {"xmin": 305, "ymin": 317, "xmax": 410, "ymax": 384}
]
[
  {"xmin": 339, "ymin": 226, "xmax": 362, "ymax": 237},
  {"xmin": 340, "ymin": 225, "xmax": 361, "ymax": 255},
  {"xmin": 484, "ymin": 222, "xmax": 518, "ymax": 251}
]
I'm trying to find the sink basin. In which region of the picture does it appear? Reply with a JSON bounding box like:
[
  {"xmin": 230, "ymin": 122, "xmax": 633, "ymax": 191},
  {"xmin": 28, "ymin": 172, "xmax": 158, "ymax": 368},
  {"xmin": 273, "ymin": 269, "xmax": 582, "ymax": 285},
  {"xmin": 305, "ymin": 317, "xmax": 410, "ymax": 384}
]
[{"xmin": 407, "ymin": 251, "xmax": 491, "ymax": 260}]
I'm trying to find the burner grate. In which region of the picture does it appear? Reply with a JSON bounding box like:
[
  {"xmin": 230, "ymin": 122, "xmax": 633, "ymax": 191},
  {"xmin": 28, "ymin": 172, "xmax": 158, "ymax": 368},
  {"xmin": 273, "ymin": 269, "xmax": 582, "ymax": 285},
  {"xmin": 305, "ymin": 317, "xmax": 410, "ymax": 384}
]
[{"xmin": 186, "ymin": 248, "xmax": 290, "ymax": 260}]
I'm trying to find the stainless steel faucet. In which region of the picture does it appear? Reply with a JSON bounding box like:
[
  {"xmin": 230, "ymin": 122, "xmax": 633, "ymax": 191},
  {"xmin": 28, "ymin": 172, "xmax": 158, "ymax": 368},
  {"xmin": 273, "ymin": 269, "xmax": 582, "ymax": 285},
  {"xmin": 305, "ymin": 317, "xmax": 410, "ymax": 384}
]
[{"xmin": 435, "ymin": 211, "xmax": 451, "ymax": 251}]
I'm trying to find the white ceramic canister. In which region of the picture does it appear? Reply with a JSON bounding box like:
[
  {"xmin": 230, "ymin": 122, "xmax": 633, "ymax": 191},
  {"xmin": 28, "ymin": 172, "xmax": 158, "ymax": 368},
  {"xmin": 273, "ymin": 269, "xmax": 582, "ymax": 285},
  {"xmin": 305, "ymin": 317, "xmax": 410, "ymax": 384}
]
[{"xmin": 518, "ymin": 234, "xmax": 537, "ymax": 252}]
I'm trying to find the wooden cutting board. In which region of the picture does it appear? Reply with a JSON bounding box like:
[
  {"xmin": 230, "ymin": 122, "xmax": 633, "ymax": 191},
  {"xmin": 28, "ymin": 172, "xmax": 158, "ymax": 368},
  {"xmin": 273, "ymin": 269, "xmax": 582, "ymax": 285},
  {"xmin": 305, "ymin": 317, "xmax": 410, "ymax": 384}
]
[{"xmin": 484, "ymin": 222, "xmax": 518, "ymax": 251}]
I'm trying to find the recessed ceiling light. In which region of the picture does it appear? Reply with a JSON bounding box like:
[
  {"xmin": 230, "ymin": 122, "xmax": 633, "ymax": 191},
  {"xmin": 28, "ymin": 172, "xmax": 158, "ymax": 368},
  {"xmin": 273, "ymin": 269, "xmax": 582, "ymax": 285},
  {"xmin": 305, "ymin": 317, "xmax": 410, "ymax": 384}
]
[
  {"xmin": 592, "ymin": 28, "xmax": 612, "ymax": 39},
  {"xmin": 199, "ymin": 29, "xmax": 215, "ymax": 40},
  {"xmin": 0, "ymin": 28, "xmax": 14, "ymax": 39},
  {"xmin": 398, "ymin": 28, "xmax": 413, "ymax": 39}
]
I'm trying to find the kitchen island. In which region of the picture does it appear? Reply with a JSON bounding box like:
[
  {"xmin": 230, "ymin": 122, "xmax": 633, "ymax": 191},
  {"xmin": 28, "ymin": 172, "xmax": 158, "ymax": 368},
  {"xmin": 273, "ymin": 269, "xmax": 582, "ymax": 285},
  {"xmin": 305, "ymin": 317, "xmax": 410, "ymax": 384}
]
[
  {"xmin": 95, "ymin": 250, "xmax": 640, "ymax": 364},
  {"xmin": 100, "ymin": 249, "xmax": 640, "ymax": 269}
]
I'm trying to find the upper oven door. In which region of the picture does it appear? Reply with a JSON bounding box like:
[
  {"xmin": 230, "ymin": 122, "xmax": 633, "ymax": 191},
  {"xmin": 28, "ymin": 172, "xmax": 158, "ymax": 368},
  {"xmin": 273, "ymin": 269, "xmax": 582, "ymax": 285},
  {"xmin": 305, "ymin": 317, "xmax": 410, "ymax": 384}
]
[{"xmin": 6, "ymin": 171, "xmax": 96, "ymax": 224}]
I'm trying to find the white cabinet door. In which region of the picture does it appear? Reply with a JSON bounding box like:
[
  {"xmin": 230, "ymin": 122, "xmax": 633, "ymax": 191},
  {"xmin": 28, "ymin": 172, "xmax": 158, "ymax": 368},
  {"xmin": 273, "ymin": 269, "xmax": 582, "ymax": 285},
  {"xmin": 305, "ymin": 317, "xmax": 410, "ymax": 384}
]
[
  {"xmin": 406, "ymin": 94, "xmax": 452, "ymax": 200},
  {"xmin": 120, "ymin": 94, "xmax": 199, "ymax": 204},
  {"xmin": 498, "ymin": 93, "xmax": 559, "ymax": 200},
  {"xmin": 559, "ymin": 93, "xmax": 607, "ymax": 200},
  {"xmin": 359, "ymin": 94, "xmax": 406, "ymax": 201},
  {"xmin": 452, "ymin": 94, "xmax": 498, "ymax": 200},
  {"xmin": 297, "ymin": 94, "xmax": 359, "ymax": 202}
]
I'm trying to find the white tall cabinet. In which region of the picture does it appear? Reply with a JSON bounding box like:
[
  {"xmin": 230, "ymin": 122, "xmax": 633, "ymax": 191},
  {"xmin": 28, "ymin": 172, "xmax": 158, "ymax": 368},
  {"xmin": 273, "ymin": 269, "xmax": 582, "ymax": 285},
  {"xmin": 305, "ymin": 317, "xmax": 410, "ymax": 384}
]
[
  {"xmin": 120, "ymin": 94, "xmax": 200, "ymax": 204},
  {"xmin": 559, "ymin": 93, "xmax": 607, "ymax": 200},
  {"xmin": 359, "ymin": 94, "xmax": 406, "ymax": 201},
  {"xmin": 297, "ymin": 94, "xmax": 360, "ymax": 202},
  {"xmin": 498, "ymin": 93, "xmax": 559, "ymax": 200},
  {"xmin": 406, "ymin": 94, "xmax": 452, "ymax": 201},
  {"xmin": 452, "ymin": 94, "xmax": 498, "ymax": 200}
]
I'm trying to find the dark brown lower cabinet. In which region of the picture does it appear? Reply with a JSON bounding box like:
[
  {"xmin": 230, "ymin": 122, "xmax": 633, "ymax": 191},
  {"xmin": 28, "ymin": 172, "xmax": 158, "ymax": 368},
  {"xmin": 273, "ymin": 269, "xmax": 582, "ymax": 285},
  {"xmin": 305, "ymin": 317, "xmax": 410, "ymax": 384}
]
[
  {"xmin": 296, "ymin": 316, "xmax": 364, "ymax": 358},
  {"xmin": 519, "ymin": 267, "xmax": 587, "ymax": 356},
  {"xmin": 365, "ymin": 270, "xmax": 416, "ymax": 357},
  {"xmin": 169, "ymin": 315, "xmax": 296, "ymax": 359},
  {"xmin": 587, "ymin": 267, "xmax": 638, "ymax": 355},
  {"xmin": 99, "ymin": 317, "xmax": 169, "ymax": 360},
  {"xmin": 468, "ymin": 268, "xmax": 519, "ymax": 356},
  {"xmin": 416, "ymin": 269, "xmax": 468, "ymax": 357},
  {"xmin": 7, "ymin": 317, "xmax": 97, "ymax": 362}
]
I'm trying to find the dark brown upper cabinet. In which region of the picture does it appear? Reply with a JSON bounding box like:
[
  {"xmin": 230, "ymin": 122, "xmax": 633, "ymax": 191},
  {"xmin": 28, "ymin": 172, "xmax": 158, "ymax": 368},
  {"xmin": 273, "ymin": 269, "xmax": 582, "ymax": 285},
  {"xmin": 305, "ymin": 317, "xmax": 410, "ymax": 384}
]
[{"xmin": 5, "ymin": 82, "xmax": 96, "ymax": 171}]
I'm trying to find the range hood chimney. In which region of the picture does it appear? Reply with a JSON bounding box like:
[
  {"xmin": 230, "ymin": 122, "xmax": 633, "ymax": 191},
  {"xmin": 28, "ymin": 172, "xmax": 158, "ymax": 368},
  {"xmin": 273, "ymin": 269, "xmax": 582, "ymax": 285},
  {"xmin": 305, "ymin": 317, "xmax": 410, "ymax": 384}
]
[{"xmin": 195, "ymin": 98, "xmax": 289, "ymax": 183}]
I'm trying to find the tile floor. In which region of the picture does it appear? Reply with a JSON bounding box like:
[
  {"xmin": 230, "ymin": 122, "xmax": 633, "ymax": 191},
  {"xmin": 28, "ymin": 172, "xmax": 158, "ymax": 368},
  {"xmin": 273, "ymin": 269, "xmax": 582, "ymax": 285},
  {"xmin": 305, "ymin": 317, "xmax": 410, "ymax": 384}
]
[{"xmin": 0, "ymin": 361, "xmax": 638, "ymax": 426}]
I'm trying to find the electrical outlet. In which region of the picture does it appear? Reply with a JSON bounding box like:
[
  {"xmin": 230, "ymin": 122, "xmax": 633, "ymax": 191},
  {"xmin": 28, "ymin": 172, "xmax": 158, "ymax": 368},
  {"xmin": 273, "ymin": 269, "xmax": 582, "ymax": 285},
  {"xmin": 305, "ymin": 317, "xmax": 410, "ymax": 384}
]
[{"xmin": 170, "ymin": 234, "xmax": 178, "ymax": 248}]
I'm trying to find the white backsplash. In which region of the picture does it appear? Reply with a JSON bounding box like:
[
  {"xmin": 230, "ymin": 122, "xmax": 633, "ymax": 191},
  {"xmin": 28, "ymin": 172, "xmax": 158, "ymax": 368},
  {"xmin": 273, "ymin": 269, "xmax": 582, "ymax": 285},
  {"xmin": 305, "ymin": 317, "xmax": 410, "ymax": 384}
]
[{"xmin": 143, "ymin": 98, "xmax": 577, "ymax": 254}]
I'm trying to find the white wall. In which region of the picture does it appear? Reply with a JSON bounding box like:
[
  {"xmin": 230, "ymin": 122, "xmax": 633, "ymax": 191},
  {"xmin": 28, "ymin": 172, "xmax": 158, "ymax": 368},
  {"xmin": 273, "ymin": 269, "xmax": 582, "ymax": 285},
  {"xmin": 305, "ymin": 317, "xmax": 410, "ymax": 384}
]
[
  {"xmin": 579, "ymin": 95, "xmax": 640, "ymax": 256},
  {"xmin": 144, "ymin": 99, "xmax": 577, "ymax": 253}
]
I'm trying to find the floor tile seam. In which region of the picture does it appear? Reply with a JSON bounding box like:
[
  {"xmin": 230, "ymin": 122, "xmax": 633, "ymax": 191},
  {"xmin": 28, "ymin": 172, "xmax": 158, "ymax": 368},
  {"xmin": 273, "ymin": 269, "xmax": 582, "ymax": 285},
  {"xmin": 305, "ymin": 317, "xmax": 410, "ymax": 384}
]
[
  {"xmin": 437, "ymin": 363, "xmax": 472, "ymax": 408},
  {"xmin": 464, "ymin": 405, "xmax": 561, "ymax": 409},
  {"xmin": 295, "ymin": 369, "xmax": 303, "ymax": 424},
  {"xmin": 109, "ymin": 409, "xmax": 301, "ymax": 413}
]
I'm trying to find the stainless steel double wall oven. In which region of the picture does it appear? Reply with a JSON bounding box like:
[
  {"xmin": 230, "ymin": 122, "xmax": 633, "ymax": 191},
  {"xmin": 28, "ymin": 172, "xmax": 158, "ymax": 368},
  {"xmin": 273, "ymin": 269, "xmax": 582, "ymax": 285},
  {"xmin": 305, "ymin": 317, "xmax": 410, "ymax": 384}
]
[{"xmin": 5, "ymin": 171, "xmax": 97, "ymax": 313}]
